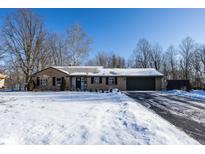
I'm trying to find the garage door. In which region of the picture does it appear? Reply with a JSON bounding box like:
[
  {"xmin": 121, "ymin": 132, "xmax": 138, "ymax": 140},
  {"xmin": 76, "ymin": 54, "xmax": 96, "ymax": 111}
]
[{"xmin": 126, "ymin": 77, "xmax": 155, "ymax": 91}]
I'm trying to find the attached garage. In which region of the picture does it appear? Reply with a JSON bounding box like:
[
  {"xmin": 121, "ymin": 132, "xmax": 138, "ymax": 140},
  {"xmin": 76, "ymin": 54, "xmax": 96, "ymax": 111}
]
[{"xmin": 126, "ymin": 77, "xmax": 156, "ymax": 91}]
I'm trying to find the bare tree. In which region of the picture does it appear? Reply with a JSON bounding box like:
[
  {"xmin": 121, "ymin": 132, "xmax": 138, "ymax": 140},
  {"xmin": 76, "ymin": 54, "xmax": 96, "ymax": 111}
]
[
  {"xmin": 165, "ymin": 45, "xmax": 178, "ymax": 79},
  {"xmin": 179, "ymin": 37, "xmax": 195, "ymax": 80},
  {"xmin": 0, "ymin": 49, "xmax": 4, "ymax": 60},
  {"xmin": 132, "ymin": 39, "xmax": 152, "ymax": 68},
  {"xmin": 200, "ymin": 45, "xmax": 205, "ymax": 77},
  {"xmin": 65, "ymin": 24, "xmax": 92, "ymax": 65},
  {"xmin": 6, "ymin": 59, "xmax": 25, "ymax": 90},
  {"xmin": 0, "ymin": 50, "xmax": 5, "ymax": 72},
  {"xmin": 33, "ymin": 33, "xmax": 67, "ymax": 72},
  {"xmin": 118, "ymin": 56, "xmax": 126, "ymax": 68},
  {"xmin": 0, "ymin": 39, "xmax": 6, "ymax": 72},
  {"xmin": 110, "ymin": 53, "xmax": 126, "ymax": 68},
  {"xmin": 34, "ymin": 41, "xmax": 51, "ymax": 72},
  {"xmin": 111, "ymin": 54, "xmax": 117, "ymax": 68},
  {"xmin": 91, "ymin": 51, "xmax": 110, "ymax": 67},
  {"xmin": 46, "ymin": 33, "xmax": 66, "ymax": 66},
  {"xmin": 191, "ymin": 47, "xmax": 202, "ymax": 88},
  {"xmin": 2, "ymin": 9, "xmax": 46, "ymax": 90},
  {"xmin": 199, "ymin": 45, "xmax": 205, "ymax": 89},
  {"xmin": 161, "ymin": 52, "xmax": 169, "ymax": 86},
  {"xmin": 150, "ymin": 43, "xmax": 163, "ymax": 70},
  {"xmin": 87, "ymin": 51, "xmax": 126, "ymax": 68}
]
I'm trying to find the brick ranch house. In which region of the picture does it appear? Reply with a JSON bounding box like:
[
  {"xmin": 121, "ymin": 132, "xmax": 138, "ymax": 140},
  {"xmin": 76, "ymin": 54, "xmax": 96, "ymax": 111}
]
[{"xmin": 30, "ymin": 66, "xmax": 163, "ymax": 91}]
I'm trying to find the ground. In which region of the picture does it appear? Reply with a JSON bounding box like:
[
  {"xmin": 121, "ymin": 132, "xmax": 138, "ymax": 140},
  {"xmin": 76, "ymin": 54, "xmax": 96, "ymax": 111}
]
[
  {"xmin": 0, "ymin": 91, "xmax": 198, "ymax": 145},
  {"xmin": 126, "ymin": 91, "xmax": 205, "ymax": 144}
]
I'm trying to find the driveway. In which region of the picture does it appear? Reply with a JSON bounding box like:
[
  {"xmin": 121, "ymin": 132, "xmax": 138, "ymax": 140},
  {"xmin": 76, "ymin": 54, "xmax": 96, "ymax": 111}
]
[{"xmin": 125, "ymin": 91, "xmax": 205, "ymax": 144}]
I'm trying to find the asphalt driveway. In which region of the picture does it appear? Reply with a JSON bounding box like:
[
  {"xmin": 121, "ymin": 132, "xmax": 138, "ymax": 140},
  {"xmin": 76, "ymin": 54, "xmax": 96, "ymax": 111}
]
[{"xmin": 125, "ymin": 91, "xmax": 205, "ymax": 144}]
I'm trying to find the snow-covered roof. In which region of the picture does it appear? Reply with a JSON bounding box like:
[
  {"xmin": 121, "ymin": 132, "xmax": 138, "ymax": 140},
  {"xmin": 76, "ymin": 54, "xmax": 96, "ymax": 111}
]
[
  {"xmin": 50, "ymin": 66, "xmax": 163, "ymax": 77},
  {"xmin": 69, "ymin": 72, "xmax": 88, "ymax": 76},
  {"xmin": 51, "ymin": 66, "xmax": 103, "ymax": 75},
  {"xmin": 87, "ymin": 68, "xmax": 163, "ymax": 77}
]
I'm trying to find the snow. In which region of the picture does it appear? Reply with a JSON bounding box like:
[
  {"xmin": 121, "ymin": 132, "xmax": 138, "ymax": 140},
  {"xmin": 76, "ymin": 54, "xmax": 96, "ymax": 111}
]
[
  {"xmin": 0, "ymin": 91, "xmax": 198, "ymax": 145},
  {"xmin": 69, "ymin": 72, "xmax": 88, "ymax": 76},
  {"xmin": 88, "ymin": 68, "xmax": 163, "ymax": 77},
  {"xmin": 51, "ymin": 66, "xmax": 103, "ymax": 75},
  {"xmin": 163, "ymin": 90, "xmax": 205, "ymax": 101},
  {"xmin": 50, "ymin": 66, "xmax": 163, "ymax": 77}
]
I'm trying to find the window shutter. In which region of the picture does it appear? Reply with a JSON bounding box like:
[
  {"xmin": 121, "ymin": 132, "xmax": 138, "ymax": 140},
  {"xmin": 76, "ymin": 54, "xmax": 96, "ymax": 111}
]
[
  {"xmin": 106, "ymin": 77, "xmax": 108, "ymax": 85},
  {"xmin": 37, "ymin": 77, "xmax": 40, "ymax": 86},
  {"xmin": 53, "ymin": 77, "xmax": 56, "ymax": 86},
  {"xmin": 91, "ymin": 77, "xmax": 94, "ymax": 84},
  {"xmin": 115, "ymin": 77, "xmax": 118, "ymax": 85},
  {"xmin": 99, "ymin": 77, "xmax": 102, "ymax": 84}
]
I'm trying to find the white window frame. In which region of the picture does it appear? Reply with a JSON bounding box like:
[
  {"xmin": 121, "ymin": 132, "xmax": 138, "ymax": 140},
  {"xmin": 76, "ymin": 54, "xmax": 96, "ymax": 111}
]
[
  {"xmin": 108, "ymin": 77, "xmax": 115, "ymax": 85},
  {"xmin": 93, "ymin": 77, "xmax": 100, "ymax": 84},
  {"xmin": 40, "ymin": 79, "xmax": 47, "ymax": 86},
  {"xmin": 56, "ymin": 78, "xmax": 62, "ymax": 86}
]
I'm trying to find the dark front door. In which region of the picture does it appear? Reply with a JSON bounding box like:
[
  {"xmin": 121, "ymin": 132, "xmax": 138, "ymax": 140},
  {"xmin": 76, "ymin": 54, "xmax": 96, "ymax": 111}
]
[
  {"xmin": 126, "ymin": 77, "xmax": 155, "ymax": 91},
  {"xmin": 76, "ymin": 77, "xmax": 81, "ymax": 90}
]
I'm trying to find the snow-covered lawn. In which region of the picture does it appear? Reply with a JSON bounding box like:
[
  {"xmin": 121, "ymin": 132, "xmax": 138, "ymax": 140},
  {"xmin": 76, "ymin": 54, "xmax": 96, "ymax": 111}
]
[
  {"xmin": 163, "ymin": 90, "xmax": 205, "ymax": 101},
  {"xmin": 0, "ymin": 91, "xmax": 199, "ymax": 145}
]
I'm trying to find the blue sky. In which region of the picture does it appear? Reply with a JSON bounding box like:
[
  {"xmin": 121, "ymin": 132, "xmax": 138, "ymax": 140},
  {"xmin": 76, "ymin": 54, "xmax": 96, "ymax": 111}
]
[{"xmin": 0, "ymin": 9, "xmax": 205, "ymax": 59}]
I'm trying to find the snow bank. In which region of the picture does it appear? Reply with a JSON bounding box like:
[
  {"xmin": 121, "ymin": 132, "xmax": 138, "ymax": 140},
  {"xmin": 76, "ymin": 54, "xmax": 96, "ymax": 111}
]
[
  {"xmin": 163, "ymin": 90, "xmax": 205, "ymax": 101},
  {"xmin": 0, "ymin": 91, "xmax": 199, "ymax": 145}
]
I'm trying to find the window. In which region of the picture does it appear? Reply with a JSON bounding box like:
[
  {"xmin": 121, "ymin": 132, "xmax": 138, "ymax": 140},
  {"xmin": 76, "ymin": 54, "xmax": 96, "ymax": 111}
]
[
  {"xmin": 91, "ymin": 77, "xmax": 102, "ymax": 84},
  {"xmin": 94, "ymin": 77, "xmax": 100, "ymax": 84},
  {"xmin": 56, "ymin": 78, "xmax": 62, "ymax": 86},
  {"xmin": 108, "ymin": 77, "xmax": 115, "ymax": 85},
  {"xmin": 40, "ymin": 79, "xmax": 47, "ymax": 86},
  {"xmin": 106, "ymin": 77, "xmax": 117, "ymax": 85}
]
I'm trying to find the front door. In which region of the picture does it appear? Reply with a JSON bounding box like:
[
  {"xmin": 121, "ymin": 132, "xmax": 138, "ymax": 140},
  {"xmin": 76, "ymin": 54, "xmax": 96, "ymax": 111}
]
[{"xmin": 76, "ymin": 77, "xmax": 81, "ymax": 90}]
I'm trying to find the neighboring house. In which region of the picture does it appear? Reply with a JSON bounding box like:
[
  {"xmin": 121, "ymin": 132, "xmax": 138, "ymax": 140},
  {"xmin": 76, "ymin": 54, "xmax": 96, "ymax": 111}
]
[
  {"xmin": 0, "ymin": 73, "xmax": 7, "ymax": 89},
  {"xmin": 30, "ymin": 66, "xmax": 163, "ymax": 91}
]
